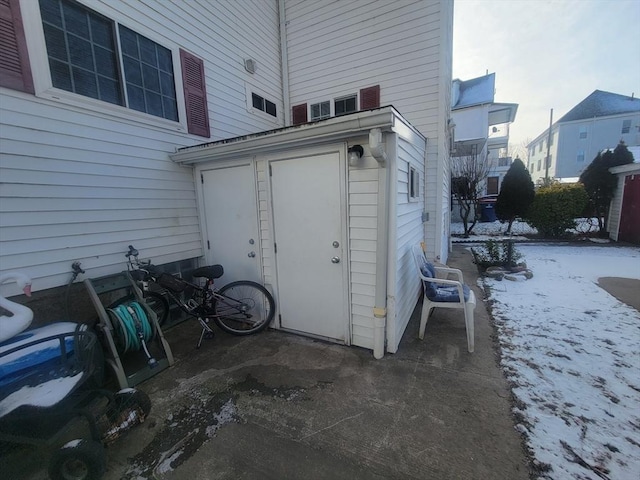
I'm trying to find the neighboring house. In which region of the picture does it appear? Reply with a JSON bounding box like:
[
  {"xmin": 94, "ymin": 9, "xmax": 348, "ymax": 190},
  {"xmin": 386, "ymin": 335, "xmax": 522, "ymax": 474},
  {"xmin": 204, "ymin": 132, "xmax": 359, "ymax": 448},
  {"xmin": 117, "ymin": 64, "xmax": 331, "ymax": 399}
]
[
  {"xmin": 0, "ymin": 0, "xmax": 453, "ymax": 356},
  {"xmin": 607, "ymin": 146, "xmax": 640, "ymax": 244},
  {"xmin": 527, "ymin": 90, "xmax": 640, "ymax": 184},
  {"xmin": 450, "ymin": 73, "xmax": 518, "ymax": 221}
]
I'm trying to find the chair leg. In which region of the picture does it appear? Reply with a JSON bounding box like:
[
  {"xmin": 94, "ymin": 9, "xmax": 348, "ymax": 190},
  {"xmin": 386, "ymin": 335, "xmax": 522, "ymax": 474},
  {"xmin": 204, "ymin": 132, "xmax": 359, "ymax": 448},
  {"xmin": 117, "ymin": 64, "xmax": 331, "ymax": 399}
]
[
  {"xmin": 464, "ymin": 303, "xmax": 474, "ymax": 353},
  {"xmin": 418, "ymin": 297, "xmax": 432, "ymax": 340}
]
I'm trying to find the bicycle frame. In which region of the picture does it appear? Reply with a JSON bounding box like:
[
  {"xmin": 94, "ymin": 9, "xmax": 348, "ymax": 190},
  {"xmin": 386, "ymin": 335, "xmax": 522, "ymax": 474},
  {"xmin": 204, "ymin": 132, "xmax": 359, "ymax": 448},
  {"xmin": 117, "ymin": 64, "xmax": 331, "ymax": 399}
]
[{"xmin": 123, "ymin": 245, "xmax": 271, "ymax": 348}]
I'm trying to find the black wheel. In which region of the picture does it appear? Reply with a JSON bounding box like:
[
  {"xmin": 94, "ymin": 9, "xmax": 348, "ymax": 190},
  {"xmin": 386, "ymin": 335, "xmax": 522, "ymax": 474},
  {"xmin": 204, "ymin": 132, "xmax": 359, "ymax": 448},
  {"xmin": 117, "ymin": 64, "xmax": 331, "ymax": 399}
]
[
  {"xmin": 213, "ymin": 281, "xmax": 275, "ymax": 335},
  {"xmin": 48, "ymin": 439, "xmax": 105, "ymax": 480},
  {"xmin": 108, "ymin": 291, "xmax": 169, "ymax": 326}
]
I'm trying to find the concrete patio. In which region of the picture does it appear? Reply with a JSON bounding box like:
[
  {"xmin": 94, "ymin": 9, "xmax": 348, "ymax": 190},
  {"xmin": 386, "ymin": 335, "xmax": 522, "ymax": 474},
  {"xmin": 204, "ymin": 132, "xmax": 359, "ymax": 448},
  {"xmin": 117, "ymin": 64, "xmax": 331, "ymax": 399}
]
[{"xmin": 7, "ymin": 246, "xmax": 531, "ymax": 479}]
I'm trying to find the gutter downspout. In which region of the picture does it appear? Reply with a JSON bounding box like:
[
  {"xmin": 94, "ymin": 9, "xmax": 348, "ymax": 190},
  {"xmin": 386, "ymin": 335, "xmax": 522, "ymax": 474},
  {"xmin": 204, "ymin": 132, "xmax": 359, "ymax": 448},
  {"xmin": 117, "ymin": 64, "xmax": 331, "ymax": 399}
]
[
  {"xmin": 278, "ymin": 0, "xmax": 291, "ymax": 126},
  {"xmin": 370, "ymin": 128, "xmax": 389, "ymax": 359}
]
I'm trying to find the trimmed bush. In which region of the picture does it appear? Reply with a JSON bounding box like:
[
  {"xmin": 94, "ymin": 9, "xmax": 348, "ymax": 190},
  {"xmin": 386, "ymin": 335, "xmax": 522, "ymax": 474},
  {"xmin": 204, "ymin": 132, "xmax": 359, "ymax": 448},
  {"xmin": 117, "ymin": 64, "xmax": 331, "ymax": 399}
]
[{"xmin": 524, "ymin": 183, "xmax": 588, "ymax": 238}]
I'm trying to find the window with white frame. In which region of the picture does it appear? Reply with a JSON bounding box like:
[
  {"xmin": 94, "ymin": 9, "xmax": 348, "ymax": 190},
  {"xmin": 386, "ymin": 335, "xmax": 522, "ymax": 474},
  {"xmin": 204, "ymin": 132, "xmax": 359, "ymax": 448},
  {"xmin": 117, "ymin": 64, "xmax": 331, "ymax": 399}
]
[
  {"xmin": 579, "ymin": 126, "xmax": 587, "ymax": 139},
  {"xmin": 39, "ymin": 0, "xmax": 178, "ymax": 121},
  {"xmin": 334, "ymin": 94, "xmax": 357, "ymax": 116},
  {"xmin": 310, "ymin": 101, "xmax": 330, "ymax": 121},
  {"xmin": 621, "ymin": 119, "xmax": 631, "ymax": 134},
  {"xmin": 408, "ymin": 165, "xmax": 419, "ymax": 201}
]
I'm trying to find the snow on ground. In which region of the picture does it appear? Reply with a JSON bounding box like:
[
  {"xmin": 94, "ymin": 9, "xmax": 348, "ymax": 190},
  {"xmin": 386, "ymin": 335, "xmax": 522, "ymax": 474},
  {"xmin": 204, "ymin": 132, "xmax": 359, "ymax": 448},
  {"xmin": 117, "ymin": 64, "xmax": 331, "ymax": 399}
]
[
  {"xmin": 479, "ymin": 244, "xmax": 640, "ymax": 479},
  {"xmin": 451, "ymin": 218, "xmax": 600, "ymax": 242}
]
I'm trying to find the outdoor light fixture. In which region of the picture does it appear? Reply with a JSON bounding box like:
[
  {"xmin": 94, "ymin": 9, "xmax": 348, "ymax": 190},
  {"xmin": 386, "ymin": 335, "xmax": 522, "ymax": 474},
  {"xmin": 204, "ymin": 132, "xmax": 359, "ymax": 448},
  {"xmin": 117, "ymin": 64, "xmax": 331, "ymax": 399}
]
[{"xmin": 348, "ymin": 145, "xmax": 364, "ymax": 166}]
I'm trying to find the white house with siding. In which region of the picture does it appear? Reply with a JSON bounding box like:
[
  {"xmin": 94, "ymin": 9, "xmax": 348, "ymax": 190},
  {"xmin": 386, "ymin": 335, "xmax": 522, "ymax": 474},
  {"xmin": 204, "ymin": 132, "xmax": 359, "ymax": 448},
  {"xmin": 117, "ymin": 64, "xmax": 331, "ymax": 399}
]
[
  {"xmin": 527, "ymin": 90, "xmax": 640, "ymax": 184},
  {"xmin": 0, "ymin": 0, "xmax": 454, "ymax": 356}
]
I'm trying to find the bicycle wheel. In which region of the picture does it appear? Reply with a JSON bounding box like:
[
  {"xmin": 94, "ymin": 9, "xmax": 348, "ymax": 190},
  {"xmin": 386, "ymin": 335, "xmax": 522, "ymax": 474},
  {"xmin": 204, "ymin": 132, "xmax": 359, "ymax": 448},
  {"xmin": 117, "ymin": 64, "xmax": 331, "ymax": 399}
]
[
  {"xmin": 213, "ymin": 281, "xmax": 275, "ymax": 335},
  {"xmin": 108, "ymin": 291, "xmax": 169, "ymax": 326}
]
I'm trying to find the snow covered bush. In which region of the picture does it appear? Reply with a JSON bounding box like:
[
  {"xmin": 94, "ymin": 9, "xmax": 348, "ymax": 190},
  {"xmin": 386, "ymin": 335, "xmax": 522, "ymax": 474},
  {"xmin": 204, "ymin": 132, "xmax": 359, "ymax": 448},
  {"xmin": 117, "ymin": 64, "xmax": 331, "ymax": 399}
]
[{"xmin": 472, "ymin": 239, "xmax": 523, "ymax": 270}]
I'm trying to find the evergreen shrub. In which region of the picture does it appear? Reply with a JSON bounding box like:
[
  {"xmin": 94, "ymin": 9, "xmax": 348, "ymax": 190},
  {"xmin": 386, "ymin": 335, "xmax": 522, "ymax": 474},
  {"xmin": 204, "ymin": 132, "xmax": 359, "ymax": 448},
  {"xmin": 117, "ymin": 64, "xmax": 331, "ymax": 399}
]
[{"xmin": 524, "ymin": 183, "xmax": 588, "ymax": 238}]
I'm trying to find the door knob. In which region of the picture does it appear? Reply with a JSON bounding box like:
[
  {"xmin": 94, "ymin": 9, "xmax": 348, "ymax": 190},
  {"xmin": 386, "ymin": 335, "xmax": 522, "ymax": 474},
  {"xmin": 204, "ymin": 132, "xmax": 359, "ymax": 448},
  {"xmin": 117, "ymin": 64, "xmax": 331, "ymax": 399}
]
[
  {"xmin": 331, "ymin": 256, "xmax": 340, "ymax": 264},
  {"xmin": 248, "ymin": 251, "xmax": 256, "ymax": 258}
]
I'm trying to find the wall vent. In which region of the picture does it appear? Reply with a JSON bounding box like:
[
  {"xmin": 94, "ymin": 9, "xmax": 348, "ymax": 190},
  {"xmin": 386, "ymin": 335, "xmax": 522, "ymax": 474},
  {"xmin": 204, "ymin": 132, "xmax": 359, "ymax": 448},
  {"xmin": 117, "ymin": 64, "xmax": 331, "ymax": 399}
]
[{"xmin": 244, "ymin": 59, "xmax": 256, "ymax": 74}]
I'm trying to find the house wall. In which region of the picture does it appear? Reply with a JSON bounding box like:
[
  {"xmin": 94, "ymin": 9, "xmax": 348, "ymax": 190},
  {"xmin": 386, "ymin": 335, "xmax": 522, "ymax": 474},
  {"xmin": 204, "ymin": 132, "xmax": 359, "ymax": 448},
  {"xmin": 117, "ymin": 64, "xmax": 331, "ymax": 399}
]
[
  {"xmin": 554, "ymin": 114, "xmax": 640, "ymax": 180},
  {"xmin": 283, "ymin": 0, "xmax": 453, "ymax": 263},
  {"xmin": 529, "ymin": 113, "xmax": 640, "ymax": 184},
  {"xmin": 347, "ymin": 136, "xmax": 382, "ymax": 350},
  {"xmin": 0, "ymin": 0, "xmax": 283, "ymax": 296},
  {"xmin": 527, "ymin": 128, "xmax": 558, "ymax": 184},
  {"xmin": 388, "ymin": 133, "xmax": 427, "ymax": 352}
]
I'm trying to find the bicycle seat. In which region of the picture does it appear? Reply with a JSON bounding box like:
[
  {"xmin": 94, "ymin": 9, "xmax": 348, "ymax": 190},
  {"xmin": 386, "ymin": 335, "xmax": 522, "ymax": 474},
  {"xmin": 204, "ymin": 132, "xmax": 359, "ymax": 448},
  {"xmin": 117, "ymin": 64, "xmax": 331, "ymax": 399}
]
[{"xmin": 192, "ymin": 265, "xmax": 224, "ymax": 280}]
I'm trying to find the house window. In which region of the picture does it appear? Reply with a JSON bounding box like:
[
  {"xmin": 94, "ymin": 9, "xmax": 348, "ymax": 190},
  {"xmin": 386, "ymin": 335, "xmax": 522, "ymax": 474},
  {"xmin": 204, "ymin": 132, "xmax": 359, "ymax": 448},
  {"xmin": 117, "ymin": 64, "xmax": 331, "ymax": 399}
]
[
  {"xmin": 334, "ymin": 94, "xmax": 357, "ymax": 116},
  {"xmin": 622, "ymin": 119, "xmax": 631, "ymax": 134},
  {"xmin": 579, "ymin": 126, "xmax": 587, "ymax": 139},
  {"xmin": 408, "ymin": 165, "xmax": 419, "ymax": 201},
  {"xmin": 498, "ymin": 157, "xmax": 510, "ymax": 167},
  {"xmin": 251, "ymin": 92, "xmax": 277, "ymax": 117},
  {"xmin": 487, "ymin": 176, "xmax": 499, "ymax": 195},
  {"xmin": 537, "ymin": 160, "xmax": 541, "ymax": 171},
  {"xmin": 577, "ymin": 151, "xmax": 585, "ymax": 163},
  {"xmin": 545, "ymin": 155, "xmax": 552, "ymax": 168},
  {"xmin": 549, "ymin": 133, "xmax": 554, "ymax": 146},
  {"xmin": 310, "ymin": 101, "xmax": 330, "ymax": 121},
  {"xmin": 39, "ymin": 0, "xmax": 178, "ymax": 121}
]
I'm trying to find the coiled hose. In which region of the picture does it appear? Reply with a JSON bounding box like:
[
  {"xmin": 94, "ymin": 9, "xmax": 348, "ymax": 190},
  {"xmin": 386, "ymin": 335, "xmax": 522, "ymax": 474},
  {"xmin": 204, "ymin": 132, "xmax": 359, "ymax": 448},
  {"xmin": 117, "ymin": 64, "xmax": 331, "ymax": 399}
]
[{"xmin": 107, "ymin": 302, "xmax": 155, "ymax": 353}]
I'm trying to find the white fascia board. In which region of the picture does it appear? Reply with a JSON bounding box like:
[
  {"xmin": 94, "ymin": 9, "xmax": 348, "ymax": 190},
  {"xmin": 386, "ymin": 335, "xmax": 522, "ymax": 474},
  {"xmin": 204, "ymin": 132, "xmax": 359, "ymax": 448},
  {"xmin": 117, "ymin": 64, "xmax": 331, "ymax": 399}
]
[
  {"xmin": 171, "ymin": 107, "xmax": 404, "ymax": 165},
  {"xmin": 610, "ymin": 163, "xmax": 640, "ymax": 175}
]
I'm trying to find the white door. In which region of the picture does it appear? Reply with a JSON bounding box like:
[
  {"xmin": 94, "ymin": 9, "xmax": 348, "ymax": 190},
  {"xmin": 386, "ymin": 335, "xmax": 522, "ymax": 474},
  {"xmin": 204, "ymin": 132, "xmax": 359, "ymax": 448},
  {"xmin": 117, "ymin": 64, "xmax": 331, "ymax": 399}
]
[
  {"xmin": 201, "ymin": 164, "xmax": 261, "ymax": 285},
  {"xmin": 270, "ymin": 152, "xmax": 348, "ymax": 342}
]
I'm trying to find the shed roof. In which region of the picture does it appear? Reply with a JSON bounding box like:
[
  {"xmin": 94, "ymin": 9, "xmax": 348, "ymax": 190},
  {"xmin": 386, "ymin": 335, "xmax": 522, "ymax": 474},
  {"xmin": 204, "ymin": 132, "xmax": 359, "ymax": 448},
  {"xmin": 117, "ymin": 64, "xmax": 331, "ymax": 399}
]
[
  {"xmin": 558, "ymin": 90, "xmax": 640, "ymax": 123},
  {"xmin": 171, "ymin": 106, "xmax": 425, "ymax": 165}
]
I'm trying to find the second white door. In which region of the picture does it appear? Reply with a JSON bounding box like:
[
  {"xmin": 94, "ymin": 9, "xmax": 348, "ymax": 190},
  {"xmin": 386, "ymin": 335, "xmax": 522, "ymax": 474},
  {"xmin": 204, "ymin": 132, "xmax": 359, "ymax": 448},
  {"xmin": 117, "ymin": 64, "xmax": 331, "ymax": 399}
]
[{"xmin": 270, "ymin": 151, "xmax": 348, "ymax": 342}]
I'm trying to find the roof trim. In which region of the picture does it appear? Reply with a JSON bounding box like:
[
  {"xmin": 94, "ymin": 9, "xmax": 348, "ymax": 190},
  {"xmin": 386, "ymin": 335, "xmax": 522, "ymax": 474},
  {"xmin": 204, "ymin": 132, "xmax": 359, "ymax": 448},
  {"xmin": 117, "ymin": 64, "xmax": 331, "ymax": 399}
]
[{"xmin": 171, "ymin": 106, "xmax": 423, "ymax": 165}]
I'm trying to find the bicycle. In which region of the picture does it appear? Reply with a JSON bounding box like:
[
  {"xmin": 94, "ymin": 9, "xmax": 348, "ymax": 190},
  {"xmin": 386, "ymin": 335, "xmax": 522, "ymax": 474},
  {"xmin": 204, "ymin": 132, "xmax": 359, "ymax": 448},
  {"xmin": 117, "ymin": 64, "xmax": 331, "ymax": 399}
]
[{"xmin": 110, "ymin": 246, "xmax": 275, "ymax": 348}]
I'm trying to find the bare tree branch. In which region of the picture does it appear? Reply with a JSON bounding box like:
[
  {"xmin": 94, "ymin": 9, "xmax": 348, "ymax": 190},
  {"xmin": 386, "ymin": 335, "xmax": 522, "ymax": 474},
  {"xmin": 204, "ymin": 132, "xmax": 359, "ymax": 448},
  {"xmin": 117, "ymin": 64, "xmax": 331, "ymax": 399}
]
[{"xmin": 451, "ymin": 152, "xmax": 493, "ymax": 237}]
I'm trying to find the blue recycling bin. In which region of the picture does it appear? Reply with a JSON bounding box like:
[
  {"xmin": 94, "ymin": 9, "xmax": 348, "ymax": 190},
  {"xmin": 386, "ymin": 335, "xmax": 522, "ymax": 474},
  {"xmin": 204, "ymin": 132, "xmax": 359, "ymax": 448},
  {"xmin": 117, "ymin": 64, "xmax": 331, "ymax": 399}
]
[{"xmin": 479, "ymin": 196, "xmax": 497, "ymax": 222}]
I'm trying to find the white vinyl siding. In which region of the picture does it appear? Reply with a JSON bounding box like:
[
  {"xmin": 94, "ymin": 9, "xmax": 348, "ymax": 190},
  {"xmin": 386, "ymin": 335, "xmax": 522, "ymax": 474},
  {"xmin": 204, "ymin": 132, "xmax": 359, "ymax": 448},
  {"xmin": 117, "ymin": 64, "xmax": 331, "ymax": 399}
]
[
  {"xmin": 1, "ymin": 0, "xmax": 283, "ymax": 294},
  {"xmin": 0, "ymin": 90, "xmax": 200, "ymax": 292},
  {"xmin": 256, "ymin": 160, "xmax": 275, "ymax": 289},
  {"xmin": 285, "ymin": 0, "xmax": 452, "ymax": 263},
  {"xmin": 391, "ymin": 135, "xmax": 426, "ymax": 351},
  {"xmin": 348, "ymin": 145, "xmax": 380, "ymax": 349}
]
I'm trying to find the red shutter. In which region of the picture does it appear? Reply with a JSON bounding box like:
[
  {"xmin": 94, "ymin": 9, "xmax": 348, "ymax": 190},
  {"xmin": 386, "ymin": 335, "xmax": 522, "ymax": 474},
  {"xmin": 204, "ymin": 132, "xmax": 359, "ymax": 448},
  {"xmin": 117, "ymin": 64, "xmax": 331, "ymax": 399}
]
[
  {"xmin": 291, "ymin": 103, "xmax": 307, "ymax": 125},
  {"xmin": 359, "ymin": 85, "xmax": 380, "ymax": 110},
  {"xmin": 180, "ymin": 49, "xmax": 210, "ymax": 138},
  {"xmin": 0, "ymin": 0, "xmax": 34, "ymax": 93}
]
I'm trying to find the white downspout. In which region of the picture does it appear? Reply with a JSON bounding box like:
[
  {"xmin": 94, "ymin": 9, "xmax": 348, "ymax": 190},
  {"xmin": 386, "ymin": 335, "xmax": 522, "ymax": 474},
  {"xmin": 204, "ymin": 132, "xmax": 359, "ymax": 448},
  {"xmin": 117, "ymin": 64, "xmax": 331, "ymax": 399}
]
[
  {"xmin": 370, "ymin": 128, "xmax": 389, "ymax": 359},
  {"xmin": 278, "ymin": 0, "xmax": 291, "ymax": 126}
]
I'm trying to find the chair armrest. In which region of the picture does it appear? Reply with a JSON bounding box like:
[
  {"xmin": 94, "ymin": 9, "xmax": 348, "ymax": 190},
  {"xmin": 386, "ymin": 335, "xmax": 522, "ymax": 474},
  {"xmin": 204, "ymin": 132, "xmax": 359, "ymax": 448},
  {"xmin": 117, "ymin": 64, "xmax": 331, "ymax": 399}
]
[{"xmin": 433, "ymin": 266, "xmax": 464, "ymax": 283}]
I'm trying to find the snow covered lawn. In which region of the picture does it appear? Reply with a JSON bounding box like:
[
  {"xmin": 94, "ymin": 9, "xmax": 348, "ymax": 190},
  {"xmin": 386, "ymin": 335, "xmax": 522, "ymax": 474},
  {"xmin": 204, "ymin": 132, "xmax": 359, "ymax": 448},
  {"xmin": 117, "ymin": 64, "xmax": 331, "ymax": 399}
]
[{"xmin": 480, "ymin": 244, "xmax": 640, "ymax": 479}]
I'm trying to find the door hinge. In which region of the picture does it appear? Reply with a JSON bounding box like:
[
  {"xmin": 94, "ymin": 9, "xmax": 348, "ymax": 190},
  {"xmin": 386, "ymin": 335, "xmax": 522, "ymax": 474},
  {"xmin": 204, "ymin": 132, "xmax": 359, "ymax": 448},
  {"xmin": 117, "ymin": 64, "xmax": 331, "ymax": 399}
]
[
  {"xmin": 207, "ymin": 240, "xmax": 210, "ymax": 250},
  {"xmin": 269, "ymin": 164, "xmax": 273, "ymax": 177},
  {"xmin": 200, "ymin": 173, "xmax": 204, "ymax": 184},
  {"xmin": 274, "ymin": 242, "xmax": 277, "ymax": 254}
]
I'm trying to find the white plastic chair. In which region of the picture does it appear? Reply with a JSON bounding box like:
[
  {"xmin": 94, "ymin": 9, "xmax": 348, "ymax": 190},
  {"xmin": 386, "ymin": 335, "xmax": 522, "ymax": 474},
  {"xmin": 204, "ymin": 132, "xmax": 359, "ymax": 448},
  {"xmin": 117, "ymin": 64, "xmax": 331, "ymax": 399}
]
[{"xmin": 411, "ymin": 244, "xmax": 476, "ymax": 352}]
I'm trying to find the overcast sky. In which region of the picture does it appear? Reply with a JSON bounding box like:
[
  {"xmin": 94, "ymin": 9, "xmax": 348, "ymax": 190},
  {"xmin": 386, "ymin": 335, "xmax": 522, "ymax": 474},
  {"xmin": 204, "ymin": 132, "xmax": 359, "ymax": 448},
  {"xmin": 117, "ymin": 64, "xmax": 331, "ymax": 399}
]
[{"xmin": 452, "ymin": 0, "xmax": 640, "ymax": 149}]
